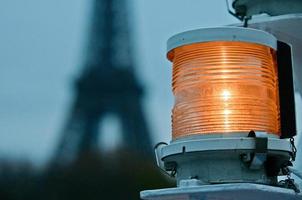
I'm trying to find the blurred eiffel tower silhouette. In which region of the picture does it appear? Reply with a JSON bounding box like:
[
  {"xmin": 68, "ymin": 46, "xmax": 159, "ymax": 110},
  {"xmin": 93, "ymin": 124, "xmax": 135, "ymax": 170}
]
[{"xmin": 54, "ymin": 0, "xmax": 153, "ymax": 164}]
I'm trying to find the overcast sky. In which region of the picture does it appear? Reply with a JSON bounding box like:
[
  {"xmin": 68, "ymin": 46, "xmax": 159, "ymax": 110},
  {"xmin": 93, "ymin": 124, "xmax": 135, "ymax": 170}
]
[{"xmin": 0, "ymin": 0, "xmax": 301, "ymax": 165}]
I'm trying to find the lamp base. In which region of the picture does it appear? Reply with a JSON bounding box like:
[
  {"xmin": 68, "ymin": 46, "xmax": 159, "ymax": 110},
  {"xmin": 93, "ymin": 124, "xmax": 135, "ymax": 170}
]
[{"xmin": 157, "ymin": 136, "xmax": 292, "ymax": 185}]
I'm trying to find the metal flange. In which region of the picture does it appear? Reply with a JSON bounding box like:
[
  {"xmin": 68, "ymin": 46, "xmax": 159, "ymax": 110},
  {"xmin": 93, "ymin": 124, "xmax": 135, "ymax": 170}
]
[{"xmin": 141, "ymin": 183, "xmax": 302, "ymax": 200}]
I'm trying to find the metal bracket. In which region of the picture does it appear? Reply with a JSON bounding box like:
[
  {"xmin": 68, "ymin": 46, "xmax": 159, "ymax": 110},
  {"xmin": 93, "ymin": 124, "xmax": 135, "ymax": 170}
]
[
  {"xmin": 226, "ymin": 0, "xmax": 245, "ymax": 21},
  {"xmin": 247, "ymin": 131, "xmax": 268, "ymax": 170},
  {"xmin": 226, "ymin": 0, "xmax": 251, "ymax": 27},
  {"xmin": 155, "ymin": 142, "xmax": 177, "ymax": 177}
]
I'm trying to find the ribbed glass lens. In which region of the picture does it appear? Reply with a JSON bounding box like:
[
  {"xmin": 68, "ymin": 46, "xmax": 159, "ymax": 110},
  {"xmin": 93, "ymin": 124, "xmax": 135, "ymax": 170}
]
[{"xmin": 168, "ymin": 41, "xmax": 280, "ymax": 140}]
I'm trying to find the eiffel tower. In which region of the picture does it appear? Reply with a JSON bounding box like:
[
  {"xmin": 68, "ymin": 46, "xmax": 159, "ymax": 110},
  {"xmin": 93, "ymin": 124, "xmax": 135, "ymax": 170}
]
[{"xmin": 54, "ymin": 0, "xmax": 153, "ymax": 163}]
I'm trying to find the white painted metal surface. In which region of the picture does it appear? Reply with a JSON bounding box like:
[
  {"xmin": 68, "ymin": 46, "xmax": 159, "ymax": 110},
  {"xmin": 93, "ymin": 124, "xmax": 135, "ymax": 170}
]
[
  {"xmin": 167, "ymin": 27, "xmax": 277, "ymax": 52},
  {"xmin": 161, "ymin": 137, "xmax": 292, "ymax": 157},
  {"xmin": 141, "ymin": 183, "xmax": 302, "ymax": 200}
]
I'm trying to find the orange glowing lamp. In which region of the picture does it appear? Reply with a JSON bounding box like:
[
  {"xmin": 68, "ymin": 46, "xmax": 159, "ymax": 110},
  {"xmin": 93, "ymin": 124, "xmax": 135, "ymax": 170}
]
[
  {"xmin": 141, "ymin": 27, "xmax": 298, "ymax": 200},
  {"xmin": 167, "ymin": 27, "xmax": 280, "ymax": 140}
]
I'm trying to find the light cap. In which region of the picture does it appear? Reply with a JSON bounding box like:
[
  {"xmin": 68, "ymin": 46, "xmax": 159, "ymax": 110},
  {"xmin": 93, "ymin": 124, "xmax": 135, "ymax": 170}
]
[{"xmin": 167, "ymin": 27, "xmax": 277, "ymax": 54}]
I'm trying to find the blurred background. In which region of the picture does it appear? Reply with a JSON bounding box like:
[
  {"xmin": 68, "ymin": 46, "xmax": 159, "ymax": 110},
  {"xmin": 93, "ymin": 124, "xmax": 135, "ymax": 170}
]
[{"xmin": 0, "ymin": 0, "xmax": 301, "ymax": 199}]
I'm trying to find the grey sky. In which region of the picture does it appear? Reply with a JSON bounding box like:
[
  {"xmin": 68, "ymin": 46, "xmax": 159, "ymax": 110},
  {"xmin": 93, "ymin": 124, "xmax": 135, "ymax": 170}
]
[{"xmin": 0, "ymin": 0, "xmax": 300, "ymax": 165}]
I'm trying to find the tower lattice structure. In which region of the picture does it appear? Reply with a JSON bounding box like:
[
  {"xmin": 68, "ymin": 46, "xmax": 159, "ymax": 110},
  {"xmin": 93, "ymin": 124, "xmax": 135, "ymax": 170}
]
[{"xmin": 55, "ymin": 0, "xmax": 153, "ymax": 163}]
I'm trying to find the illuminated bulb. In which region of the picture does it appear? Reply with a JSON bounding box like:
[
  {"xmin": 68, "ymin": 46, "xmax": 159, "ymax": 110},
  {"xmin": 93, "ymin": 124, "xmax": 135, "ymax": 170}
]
[
  {"xmin": 222, "ymin": 90, "xmax": 231, "ymax": 101},
  {"xmin": 223, "ymin": 109, "xmax": 231, "ymax": 115}
]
